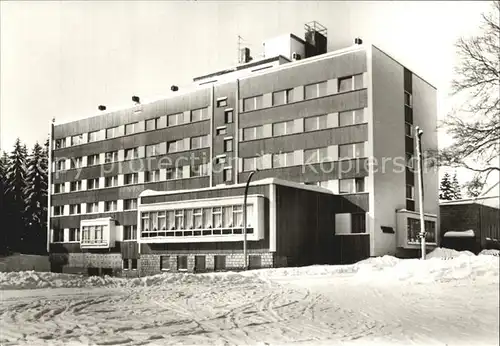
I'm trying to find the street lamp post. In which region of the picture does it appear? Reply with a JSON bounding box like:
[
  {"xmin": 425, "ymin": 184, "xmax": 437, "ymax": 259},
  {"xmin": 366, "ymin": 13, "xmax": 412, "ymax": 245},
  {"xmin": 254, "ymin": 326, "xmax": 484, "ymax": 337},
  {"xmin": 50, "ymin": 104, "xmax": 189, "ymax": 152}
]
[
  {"xmin": 415, "ymin": 126, "xmax": 426, "ymax": 260},
  {"xmin": 243, "ymin": 170, "xmax": 257, "ymax": 270}
]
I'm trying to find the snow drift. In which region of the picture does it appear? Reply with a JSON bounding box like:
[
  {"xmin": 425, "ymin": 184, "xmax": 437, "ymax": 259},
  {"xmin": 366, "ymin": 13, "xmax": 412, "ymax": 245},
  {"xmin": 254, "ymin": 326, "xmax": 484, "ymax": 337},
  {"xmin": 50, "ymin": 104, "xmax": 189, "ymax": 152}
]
[{"xmin": 1, "ymin": 248, "xmax": 498, "ymax": 290}]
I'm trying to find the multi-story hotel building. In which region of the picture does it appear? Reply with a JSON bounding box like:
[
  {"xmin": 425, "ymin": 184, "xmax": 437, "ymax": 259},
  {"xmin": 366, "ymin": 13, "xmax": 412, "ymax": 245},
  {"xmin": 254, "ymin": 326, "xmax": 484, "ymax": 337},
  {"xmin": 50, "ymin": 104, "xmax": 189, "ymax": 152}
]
[{"xmin": 48, "ymin": 22, "xmax": 439, "ymax": 276}]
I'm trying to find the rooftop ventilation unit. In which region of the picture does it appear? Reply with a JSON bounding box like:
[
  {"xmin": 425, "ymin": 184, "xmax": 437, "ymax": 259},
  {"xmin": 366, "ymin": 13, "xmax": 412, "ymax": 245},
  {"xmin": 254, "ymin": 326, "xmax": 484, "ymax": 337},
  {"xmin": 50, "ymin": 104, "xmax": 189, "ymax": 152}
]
[
  {"xmin": 132, "ymin": 96, "xmax": 140, "ymax": 104},
  {"xmin": 171, "ymin": 85, "xmax": 179, "ymax": 92},
  {"xmin": 98, "ymin": 105, "xmax": 106, "ymax": 111},
  {"xmin": 239, "ymin": 47, "xmax": 253, "ymax": 64},
  {"xmin": 292, "ymin": 52, "xmax": 302, "ymax": 61},
  {"xmin": 354, "ymin": 37, "xmax": 363, "ymax": 45}
]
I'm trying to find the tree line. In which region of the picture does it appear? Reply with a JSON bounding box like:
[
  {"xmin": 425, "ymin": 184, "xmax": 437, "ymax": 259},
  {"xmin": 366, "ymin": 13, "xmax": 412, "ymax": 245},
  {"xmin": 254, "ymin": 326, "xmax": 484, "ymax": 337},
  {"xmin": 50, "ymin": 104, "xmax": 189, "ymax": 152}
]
[{"xmin": 0, "ymin": 138, "xmax": 48, "ymax": 255}]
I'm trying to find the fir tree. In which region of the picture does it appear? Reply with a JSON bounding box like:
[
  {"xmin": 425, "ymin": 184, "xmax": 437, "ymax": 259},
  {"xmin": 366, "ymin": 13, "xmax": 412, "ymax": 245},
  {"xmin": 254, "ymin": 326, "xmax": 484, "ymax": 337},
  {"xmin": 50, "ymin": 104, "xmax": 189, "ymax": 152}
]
[
  {"xmin": 0, "ymin": 152, "xmax": 9, "ymax": 254},
  {"xmin": 5, "ymin": 139, "xmax": 28, "ymax": 253},
  {"xmin": 24, "ymin": 142, "xmax": 48, "ymax": 254},
  {"xmin": 451, "ymin": 173, "xmax": 462, "ymax": 200},
  {"xmin": 439, "ymin": 172, "xmax": 454, "ymax": 200}
]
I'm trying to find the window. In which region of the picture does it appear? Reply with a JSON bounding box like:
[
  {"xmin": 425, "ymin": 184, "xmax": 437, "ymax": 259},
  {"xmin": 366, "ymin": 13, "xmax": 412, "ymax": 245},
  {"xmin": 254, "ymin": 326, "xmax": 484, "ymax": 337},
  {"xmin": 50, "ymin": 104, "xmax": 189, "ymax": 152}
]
[
  {"xmin": 146, "ymin": 118, "xmax": 160, "ymax": 131},
  {"xmin": 71, "ymin": 157, "xmax": 83, "ymax": 169},
  {"xmin": 53, "ymin": 206, "xmax": 63, "ymax": 216},
  {"xmin": 146, "ymin": 143, "xmax": 164, "ymax": 157},
  {"xmin": 338, "ymin": 76, "xmax": 353, "ymax": 92},
  {"xmin": 69, "ymin": 228, "xmax": 80, "ymax": 242},
  {"xmin": 355, "ymin": 177, "xmax": 365, "ymax": 192},
  {"xmin": 304, "ymin": 115, "xmax": 327, "ymax": 132},
  {"xmin": 273, "ymin": 120, "xmax": 295, "ymax": 136},
  {"xmin": 87, "ymin": 202, "xmax": 98, "ymax": 213},
  {"xmin": 215, "ymin": 155, "xmax": 226, "ymax": 165},
  {"xmin": 106, "ymin": 126, "xmax": 119, "ymax": 139},
  {"xmin": 191, "ymin": 108, "xmax": 208, "ymax": 122},
  {"xmin": 160, "ymin": 256, "xmax": 170, "ymax": 270},
  {"xmin": 352, "ymin": 213, "xmax": 366, "ymax": 233},
  {"xmin": 272, "ymin": 152, "xmax": 294, "ymax": 168},
  {"xmin": 124, "ymin": 199, "xmax": 137, "ymax": 210},
  {"xmin": 53, "ymin": 228, "xmax": 64, "ymax": 242},
  {"xmin": 224, "ymin": 138, "xmax": 233, "ymax": 152},
  {"xmin": 272, "ymin": 89, "xmax": 293, "ymax": 106},
  {"xmin": 125, "ymin": 122, "xmax": 139, "ymax": 135},
  {"xmin": 217, "ymin": 98, "xmax": 228, "ymax": 108},
  {"xmin": 216, "ymin": 127, "xmax": 227, "ymax": 135},
  {"xmin": 167, "ymin": 113, "xmax": 184, "ymax": 126},
  {"xmin": 339, "ymin": 109, "xmax": 365, "ymax": 127},
  {"xmin": 124, "ymin": 173, "xmax": 138, "ymax": 185},
  {"xmin": 243, "ymin": 126, "xmax": 264, "ymax": 141},
  {"xmin": 167, "ymin": 139, "xmax": 184, "ymax": 153},
  {"xmin": 54, "ymin": 183, "xmax": 65, "ymax": 194},
  {"xmin": 304, "ymin": 81, "xmax": 327, "ymax": 99},
  {"xmin": 145, "ymin": 170, "xmax": 160, "ymax": 183},
  {"xmin": 175, "ymin": 210, "xmax": 184, "ymax": 230},
  {"xmin": 71, "ymin": 134, "xmax": 83, "ymax": 146},
  {"xmin": 405, "ymin": 122, "xmax": 413, "ymax": 137},
  {"xmin": 131, "ymin": 259, "xmax": 138, "ymax": 270},
  {"xmin": 87, "ymin": 154, "xmax": 100, "ymax": 166},
  {"xmin": 125, "ymin": 147, "xmax": 139, "ymax": 160},
  {"xmin": 408, "ymin": 218, "xmax": 436, "ymax": 243},
  {"xmin": 243, "ymin": 156, "xmax": 263, "ymax": 171},
  {"xmin": 177, "ymin": 256, "xmax": 188, "ymax": 270},
  {"xmin": 105, "ymin": 151, "xmax": 118, "ymax": 163},
  {"xmin": 191, "ymin": 163, "xmax": 208, "ymax": 177},
  {"xmin": 304, "ymin": 147, "xmax": 328, "ymax": 164},
  {"xmin": 123, "ymin": 259, "xmax": 130, "ymax": 270},
  {"xmin": 87, "ymin": 178, "xmax": 99, "ymax": 190},
  {"xmin": 55, "ymin": 138, "xmax": 66, "ymax": 149},
  {"xmin": 223, "ymin": 167, "xmax": 232, "ymax": 182},
  {"xmin": 56, "ymin": 159, "xmax": 66, "ymax": 171},
  {"xmin": 339, "ymin": 142, "xmax": 365, "ymax": 160},
  {"xmin": 406, "ymin": 184, "xmax": 415, "ymax": 200},
  {"xmin": 191, "ymin": 135, "xmax": 209, "ymax": 149},
  {"xmin": 70, "ymin": 181, "xmax": 82, "ymax": 192},
  {"xmin": 404, "ymin": 91, "xmax": 413, "ymax": 108},
  {"xmin": 406, "ymin": 153, "xmax": 414, "ymax": 169},
  {"xmin": 88, "ymin": 130, "xmax": 100, "ymax": 142},
  {"xmin": 104, "ymin": 176, "xmax": 118, "ymax": 187},
  {"xmin": 123, "ymin": 225, "xmax": 137, "ymax": 240},
  {"xmin": 243, "ymin": 95, "xmax": 263, "ymax": 111},
  {"xmin": 339, "ymin": 179, "xmax": 354, "ymax": 194},
  {"xmin": 224, "ymin": 109, "xmax": 233, "ymax": 124},
  {"xmin": 69, "ymin": 204, "xmax": 81, "ymax": 215},
  {"xmin": 104, "ymin": 200, "xmax": 117, "ymax": 212},
  {"xmin": 166, "ymin": 167, "xmax": 183, "ymax": 180}
]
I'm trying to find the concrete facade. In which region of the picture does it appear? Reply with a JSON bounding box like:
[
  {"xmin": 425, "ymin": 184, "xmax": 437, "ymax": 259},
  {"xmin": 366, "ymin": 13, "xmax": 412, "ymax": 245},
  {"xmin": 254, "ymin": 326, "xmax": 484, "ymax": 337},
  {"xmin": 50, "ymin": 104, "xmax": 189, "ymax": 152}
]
[{"xmin": 48, "ymin": 34, "xmax": 439, "ymax": 276}]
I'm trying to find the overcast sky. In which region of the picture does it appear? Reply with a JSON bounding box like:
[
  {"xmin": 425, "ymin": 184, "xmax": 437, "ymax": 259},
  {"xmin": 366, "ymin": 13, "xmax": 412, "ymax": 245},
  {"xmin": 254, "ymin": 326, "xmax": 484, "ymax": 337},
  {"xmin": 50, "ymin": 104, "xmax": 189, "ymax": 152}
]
[{"xmin": 0, "ymin": 1, "xmax": 490, "ymax": 155}]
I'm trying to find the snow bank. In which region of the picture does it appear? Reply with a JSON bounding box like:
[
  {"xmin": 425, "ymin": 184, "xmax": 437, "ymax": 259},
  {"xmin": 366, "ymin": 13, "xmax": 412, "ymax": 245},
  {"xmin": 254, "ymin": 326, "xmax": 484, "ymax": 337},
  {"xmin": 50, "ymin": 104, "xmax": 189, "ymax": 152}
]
[
  {"xmin": 480, "ymin": 249, "xmax": 500, "ymax": 256},
  {"xmin": 1, "ymin": 249, "xmax": 498, "ymax": 290},
  {"xmin": 427, "ymin": 247, "xmax": 475, "ymax": 259},
  {"xmin": 0, "ymin": 270, "xmax": 262, "ymax": 290}
]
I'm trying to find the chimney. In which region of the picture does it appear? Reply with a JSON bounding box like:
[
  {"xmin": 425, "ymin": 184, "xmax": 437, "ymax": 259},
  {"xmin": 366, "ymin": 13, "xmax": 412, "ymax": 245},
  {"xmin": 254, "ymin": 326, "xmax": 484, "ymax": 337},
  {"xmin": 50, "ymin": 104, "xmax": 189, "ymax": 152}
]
[
  {"xmin": 354, "ymin": 37, "xmax": 363, "ymax": 45},
  {"xmin": 98, "ymin": 105, "xmax": 106, "ymax": 111},
  {"xmin": 239, "ymin": 47, "xmax": 252, "ymax": 64}
]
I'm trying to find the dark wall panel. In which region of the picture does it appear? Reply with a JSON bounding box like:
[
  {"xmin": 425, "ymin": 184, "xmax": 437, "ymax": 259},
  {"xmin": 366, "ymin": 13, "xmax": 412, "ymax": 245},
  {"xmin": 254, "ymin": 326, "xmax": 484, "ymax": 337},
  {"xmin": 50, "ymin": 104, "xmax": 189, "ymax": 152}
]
[
  {"xmin": 239, "ymin": 158, "xmax": 369, "ymax": 183},
  {"xmin": 50, "ymin": 210, "xmax": 138, "ymax": 229},
  {"xmin": 239, "ymin": 124, "xmax": 368, "ymax": 157},
  {"xmin": 51, "ymin": 177, "xmax": 210, "ymax": 206},
  {"xmin": 53, "ymin": 121, "xmax": 210, "ymax": 159},
  {"xmin": 239, "ymin": 90, "xmax": 368, "ymax": 128},
  {"xmin": 54, "ymin": 88, "xmax": 211, "ymax": 139},
  {"xmin": 52, "ymin": 149, "xmax": 210, "ymax": 183}
]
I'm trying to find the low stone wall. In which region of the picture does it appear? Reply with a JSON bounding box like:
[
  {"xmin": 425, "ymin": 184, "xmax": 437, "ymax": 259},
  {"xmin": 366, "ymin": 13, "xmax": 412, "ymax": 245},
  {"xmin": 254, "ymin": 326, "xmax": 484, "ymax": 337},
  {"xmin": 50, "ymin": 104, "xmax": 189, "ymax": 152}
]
[
  {"xmin": 140, "ymin": 252, "xmax": 275, "ymax": 276},
  {"xmin": 0, "ymin": 254, "xmax": 50, "ymax": 272}
]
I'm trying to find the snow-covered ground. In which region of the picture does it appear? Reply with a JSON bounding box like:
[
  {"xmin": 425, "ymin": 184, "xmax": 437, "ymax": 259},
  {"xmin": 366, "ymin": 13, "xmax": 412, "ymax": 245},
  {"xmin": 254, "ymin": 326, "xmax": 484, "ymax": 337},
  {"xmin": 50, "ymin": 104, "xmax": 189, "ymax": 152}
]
[{"xmin": 0, "ymin": 248, "xmax": 498, "ymax": 346}]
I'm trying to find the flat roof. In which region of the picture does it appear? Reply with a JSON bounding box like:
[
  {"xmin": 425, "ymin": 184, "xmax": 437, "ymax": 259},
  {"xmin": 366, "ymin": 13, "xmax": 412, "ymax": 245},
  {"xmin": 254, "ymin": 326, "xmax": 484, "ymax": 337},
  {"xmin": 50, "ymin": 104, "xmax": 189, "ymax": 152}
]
[
  {"xmin": 139, "ymin": 178, "xmax": 335, "ymax": 198},
  {"xmin": 440, "ymin": 196, "xmax": 500, "ymax": 206}
]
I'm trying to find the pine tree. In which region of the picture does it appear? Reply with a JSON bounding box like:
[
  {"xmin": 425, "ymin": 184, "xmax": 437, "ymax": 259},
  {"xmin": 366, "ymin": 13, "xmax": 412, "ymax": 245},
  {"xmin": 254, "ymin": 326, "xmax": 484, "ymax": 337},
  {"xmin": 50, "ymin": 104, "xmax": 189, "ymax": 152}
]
[
  {"xmin": 24, "ymin": 142, "xmax": 48, "ymax": 254},
  {"xmin": 451, "ymin": 173, "xmax": 462, "ymax": 200},
  {"xmin": 0, "ymin": 152, "xmax": 9, "ymax": 254},
  {"xmin": 5, "ymin": 139, "xmax": 28, "ymax": 253},
  {"xmin": 439, "ymin": 172, "xmax": 454, "ymax": 200}
]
